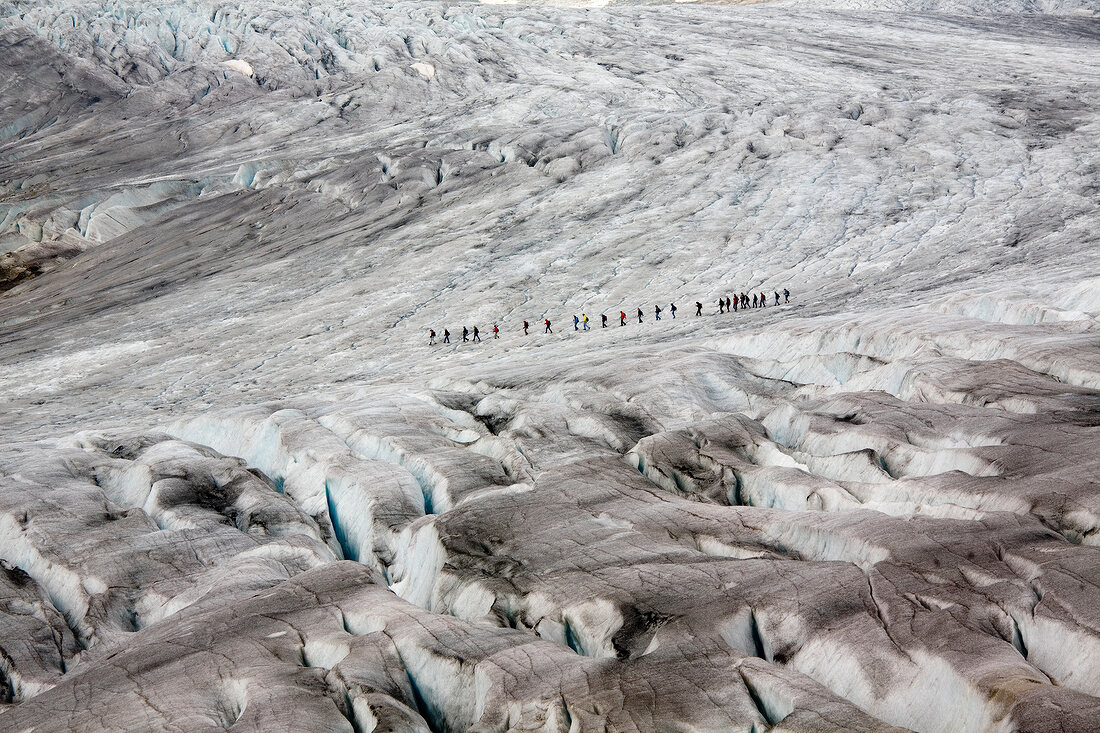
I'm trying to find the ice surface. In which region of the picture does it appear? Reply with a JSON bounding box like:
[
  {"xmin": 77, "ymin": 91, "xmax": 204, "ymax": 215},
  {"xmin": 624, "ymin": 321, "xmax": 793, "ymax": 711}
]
[{"xmin": 0, "ymin": 0, "xmax": 1099, "ymax": 730}]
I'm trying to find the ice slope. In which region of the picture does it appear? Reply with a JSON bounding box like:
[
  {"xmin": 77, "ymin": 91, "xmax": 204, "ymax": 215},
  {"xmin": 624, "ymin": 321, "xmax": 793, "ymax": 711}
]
[{"xmin": 0, "ymin": 0, "xmax": 1099, "ymax": 731}]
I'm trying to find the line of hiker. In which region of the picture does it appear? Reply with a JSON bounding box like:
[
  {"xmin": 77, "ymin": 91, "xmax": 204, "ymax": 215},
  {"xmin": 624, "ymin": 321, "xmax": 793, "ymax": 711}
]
[
  {"xmin": 710, "ymin": 288, "xmax": 790, "ymax": 314},
  {"xmin": 427, "ymin": 288, "xmax": 791, "ymax": 345}
]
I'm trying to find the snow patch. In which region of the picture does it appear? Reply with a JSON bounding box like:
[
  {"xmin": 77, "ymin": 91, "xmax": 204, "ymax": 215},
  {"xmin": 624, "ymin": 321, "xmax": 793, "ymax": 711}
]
[
  {"xmin": 220, "ymin": 59, "xmax": 254, "ymax": 78},
  {"xmin": 409, "ymin": 62, "xmax": 435, "ymax": 79}
]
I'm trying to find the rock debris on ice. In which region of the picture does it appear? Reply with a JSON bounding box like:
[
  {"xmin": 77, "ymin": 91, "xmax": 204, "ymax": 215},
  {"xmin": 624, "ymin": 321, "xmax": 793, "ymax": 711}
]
[{"xmin": 0, "ymin": 0, "xmax": 1098, "ymax": 731}]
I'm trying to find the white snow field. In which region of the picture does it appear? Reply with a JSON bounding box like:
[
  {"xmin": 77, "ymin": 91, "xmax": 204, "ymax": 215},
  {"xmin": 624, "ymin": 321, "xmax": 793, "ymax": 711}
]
[{"xmin": 1, "ymin": 0, "xmax": 1099, "ymax": 730}]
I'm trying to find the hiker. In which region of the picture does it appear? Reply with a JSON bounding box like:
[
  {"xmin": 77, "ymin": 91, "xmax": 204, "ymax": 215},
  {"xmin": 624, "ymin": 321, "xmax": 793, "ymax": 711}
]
[
  {"xmin": 545, "ymin": 319, "xmax": 552, "ymax": 333},
  {"xmin": 731, "ymin": 296, "xmax": 737, "ymax": 313},
  {"xmin": 620, "ymin": 311, "xmax": 627, "ymax": 326},
  {"xmin": 574, "ymin": 315, "xmax": 580, "ymax": 331},
  {"xmin": 774, "ymin": 291, "xmax": 781, "ymax": 306},
  {"xmin": 670, "ymin": 302, "xmax": 677, "ymax": 319},
  {"xmin": 783, "ymin": 288, "xmax": 790, "ymax": 303},
  {"xmin": 741, "ymin": 293, "xmax": 748, "ymax": 309},
  {"xmin": 473, "ymin": 326, "xmax": 481, "ymax": 342},
  {"xmin": 462, "ymin": 326, "xmax": 470, "ymax": 342},
  {"xmin": 601, "ymin": 314, "xmax": 608, "ymax": 328},
  {"xmin": 655, "ymin": 305, "xmax": 662, "ymax": 320},
  {"xmin": 493, "ymin": 324, "xmax": 499, "ymax": 339},
  {"xmin": 637, "ymin": 307, "xmax": 644, "ymax": 323},
  {"xmin": 718, "ymin": 298, "xmax": 724, "ymax": 314},
  {"xmin": 759, "ymin": 291, "xmax": 766, "ymax": 308},
  {"xmin": 752, "ymin": 294, "xmax": 758, "ymax": 308},
  {"xmin": 523, "ymin": 320, "xmax": 529, "ymax": 335},
  {"xmin": 443, "ymin": 329, "xmax": 450, "ymax": 344},
  {"xmin": 726, "ymin": 296, "xmax": 732, "ymax": 312},
  {"xmin": 429, "ymin": 329, "xmax": 436, "ymax": 345},
  {"xmin": 696, "ymin": 301, "xmax": 703, "ymax": 316},
  {"xmin": 583, "ymin": 314, "xmax": 590, "ymax": 330}
]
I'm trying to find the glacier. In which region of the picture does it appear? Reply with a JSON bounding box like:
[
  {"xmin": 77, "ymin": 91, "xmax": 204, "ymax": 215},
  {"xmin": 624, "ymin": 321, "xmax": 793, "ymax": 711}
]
[{"xmin": 0, "ymin": 0, "xmax": 1098, "ymax": 730}]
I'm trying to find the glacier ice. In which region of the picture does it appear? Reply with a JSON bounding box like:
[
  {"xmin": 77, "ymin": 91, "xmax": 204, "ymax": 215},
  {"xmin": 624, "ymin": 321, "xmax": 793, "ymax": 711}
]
[{"xmin": 0, "ymin": 0, "xmax": 1099, "ymax": 730}]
